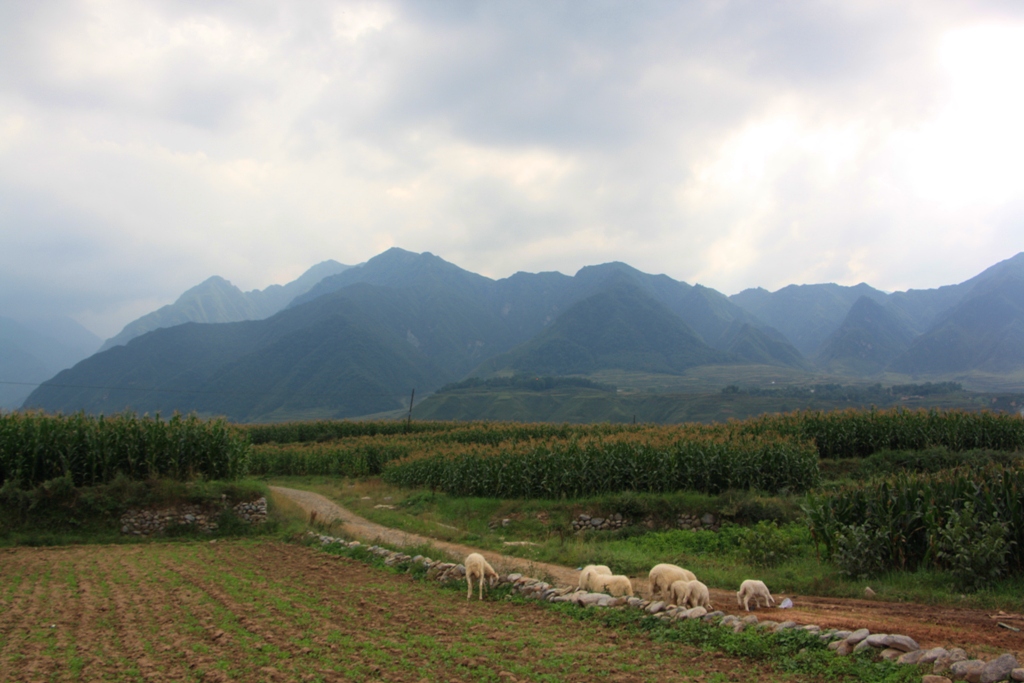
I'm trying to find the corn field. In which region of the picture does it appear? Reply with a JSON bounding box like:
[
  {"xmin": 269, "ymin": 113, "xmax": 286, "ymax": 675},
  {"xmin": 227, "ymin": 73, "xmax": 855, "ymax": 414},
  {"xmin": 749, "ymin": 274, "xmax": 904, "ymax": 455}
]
[
  {"xmin": 805, "ymin": 464, "xmax": 1024, "ymax": 574},
  {"xmin": 741, "ymin": 408, "xmax": 1024, "ymax": 459},
  {"xmin": 380, "ymin": 434, "xmax": 820, "ymax": 498},
  {"xmin": 246, "ymin": 439, "xmax": 409, "ymax": 477},
  {"xmin": 0, "ymin": 412, "xmax": 249, "ymax": 487}
]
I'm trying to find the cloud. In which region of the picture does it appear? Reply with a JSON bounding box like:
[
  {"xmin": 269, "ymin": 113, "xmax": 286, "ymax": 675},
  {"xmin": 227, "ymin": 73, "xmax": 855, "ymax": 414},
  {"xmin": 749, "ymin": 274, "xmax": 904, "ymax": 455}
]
[{"xmin": 1, "ymin": 0, "xmax": 1024, "ymax": 337}]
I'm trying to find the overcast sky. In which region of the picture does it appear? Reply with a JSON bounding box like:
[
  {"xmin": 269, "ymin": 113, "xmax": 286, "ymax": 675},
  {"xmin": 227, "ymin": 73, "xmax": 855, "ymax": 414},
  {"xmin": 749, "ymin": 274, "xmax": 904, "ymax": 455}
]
[{"xmin": 2, "ymin": 1, "xmax": 1024, "ymax": 338}]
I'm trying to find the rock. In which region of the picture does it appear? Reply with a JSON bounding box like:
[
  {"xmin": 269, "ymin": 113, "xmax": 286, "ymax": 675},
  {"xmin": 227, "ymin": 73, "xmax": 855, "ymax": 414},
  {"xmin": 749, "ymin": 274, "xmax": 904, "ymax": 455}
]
[
  {"xmin": 934, "ymin": 649, "xmax": 969, "ymax": 674},
  {"xmin": 627, "ymin": 597, "xmax": 643, "ymax": 608},
  {"xmin": 883, "ymin": 634, "xmax": 920, "ymax": 652},
  {"xmin": 742, "ymin": 615, "xmax": 759, "ymax": 625},
  {"xmin": 701, "ymin": 513, "xmax": 716, "ymax": 526},
  {"xmin": 1010, "ymin": 668, "xmax": 1024, "ymax": 681},
  {"xmin": 949, "ymin": 660, "xmax": 986, "ymax": 683},
  {"xmin": 920, "ymin": 649, "xmax": 950, "ymax": 665},
  {"xmin": 853, "ymin": 640, "xmax": 874, "ymax": 654},
  {"xmin": 981, "ymin": 654, "xmax": 1018, "ymax": 683},
  {"xmin": 773, "ymin": 621, "xmax": 797, "ymax": 633},
  {"xmin": 865, "ymin": 634, "xmax": 890, "ymax": 648},
  {"xmin": 684, "ymin": 606, "xmax": 707, "ymax": 619},
  {"xmin": 846, "ymin": 628, "xmax": 870, "ymax": 645},
  {"xmin": 897, "ymin": 649, "xmax": 926, "ymax": 665},
  {"xmin": 833, "ymin": 630, "xmax": 852, "ymax": 640},
  {"xmin": 879, "ymin": 648, "xmax": 903, "ymax": 661},
  {"xmin": 921, "ymin": 677, "xmax": 953, "ymax": 683},
  {"xmin": 507, "ymin": 573, "xmax": 522, "ymax": 582},
  {"xmin": 646, "ymin": 601, "xmax": 666, "ymax": 614},
  {"xmin": 576, "ymin": 593, "xmax": 606, "ymax": 607},
  {"xmin": 828, "ymin": 641, "xmax": 842, "ymax": 651},
  {"xmin": 835, "ymin": 640, "xmax": 853, "ymax": 656},
  {"xmin": 864, "ymin": 586, "xmax": 876, "ymax": 598},
  {"xmin": 802, "ymin": 624, "xmax": 820, "ymax": 633},
  {"xmin": 732, "ymin": 622, "xmax": 746, "ymax": 633},
  {"xmin": 757, "ymin": 620, "xmax": 778, "ymax": 630}
]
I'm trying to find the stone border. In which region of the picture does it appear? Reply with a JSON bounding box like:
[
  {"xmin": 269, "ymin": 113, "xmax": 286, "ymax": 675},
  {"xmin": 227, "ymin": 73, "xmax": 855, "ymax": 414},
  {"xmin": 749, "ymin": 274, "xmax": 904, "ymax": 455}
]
[
  {"xmin": 120, "ymin": 497, "xmax": 268, "ymax": 536},
  {"xmin": 569, "ymin": 512, "xmax": 720, "ymax": 533},
  {"xmin": 309, "ymin": 531, "xmax": 1024, "ymax": 683}
]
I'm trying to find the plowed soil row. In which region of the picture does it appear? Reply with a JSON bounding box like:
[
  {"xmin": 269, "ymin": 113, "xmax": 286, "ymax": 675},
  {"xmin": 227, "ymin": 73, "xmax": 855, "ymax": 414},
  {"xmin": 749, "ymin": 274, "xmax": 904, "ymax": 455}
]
[
  {"xmin": 2, "ymin": 541, "xmax": 808, "ymax": 683},
  {"xmin": 271, "ymin": 486, "xmax": 1024, "ymax": 658}
]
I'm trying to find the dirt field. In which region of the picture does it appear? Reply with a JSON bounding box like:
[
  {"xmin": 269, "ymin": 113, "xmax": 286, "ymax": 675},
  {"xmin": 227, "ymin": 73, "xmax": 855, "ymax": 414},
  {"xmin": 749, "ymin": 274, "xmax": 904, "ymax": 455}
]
[
  {"xmin": 272, "ymin": 486, "xmax": 1024, "ymax": 659},
  {"xmin": 0, "ymin": 541, "xmax": 825, "ymax": 683}
]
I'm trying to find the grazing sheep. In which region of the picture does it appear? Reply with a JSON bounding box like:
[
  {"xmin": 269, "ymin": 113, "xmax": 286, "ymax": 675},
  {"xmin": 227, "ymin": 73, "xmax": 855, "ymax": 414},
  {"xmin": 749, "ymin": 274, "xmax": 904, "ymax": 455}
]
[
  {"xmin": 465, "ymin": 553, "xmax": 499, "ymax": 601},
  {"xmin": 667, "ymin": 579, "xmax": 692, "ymax": 607},
  {"xmin": 648, "ymin": 563, "xmax": 697, "ymax": 601},
  {"xmin": 594, "ymin": 574, "xmax": 634, "ymax": 597},
  {"xmin": 737, "ymin": 579, "xmax": 775, "ymax": 611},
  {"xmin": 681, "ymin": 579, "xmax": 712, "ymax": 610},
  {"xmin": 578, "ymin": 564, "xmax": 613, "ymax": 591}
]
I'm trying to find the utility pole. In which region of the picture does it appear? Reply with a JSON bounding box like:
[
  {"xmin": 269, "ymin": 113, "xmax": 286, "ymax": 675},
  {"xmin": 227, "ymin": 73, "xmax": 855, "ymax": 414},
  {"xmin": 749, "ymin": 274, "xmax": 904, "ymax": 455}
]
[{"xmin": 406, "ymin": 388, "xmax": 415, "ymax": 432}]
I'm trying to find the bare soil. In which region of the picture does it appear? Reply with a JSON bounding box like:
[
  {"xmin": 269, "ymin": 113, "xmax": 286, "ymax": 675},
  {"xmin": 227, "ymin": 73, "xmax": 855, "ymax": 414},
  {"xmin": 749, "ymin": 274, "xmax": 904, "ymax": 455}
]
[
  {"xmin": 1, "ymin": 541, "xmax": 804, "ymax": 682},
  {"xmin": 272, "ymin": 485, "xmax": 1024, "ymax": 658}
]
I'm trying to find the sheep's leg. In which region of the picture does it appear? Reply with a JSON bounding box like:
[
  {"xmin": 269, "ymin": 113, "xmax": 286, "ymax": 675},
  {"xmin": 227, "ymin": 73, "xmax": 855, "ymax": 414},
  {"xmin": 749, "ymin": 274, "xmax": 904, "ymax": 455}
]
[
  {"xmin": 466, "ymin": 573, "xmax": 473, "ymax": 600},
  {"xmin": 478, "ymin": 575, "xmax": 484, "ymax": 600}
]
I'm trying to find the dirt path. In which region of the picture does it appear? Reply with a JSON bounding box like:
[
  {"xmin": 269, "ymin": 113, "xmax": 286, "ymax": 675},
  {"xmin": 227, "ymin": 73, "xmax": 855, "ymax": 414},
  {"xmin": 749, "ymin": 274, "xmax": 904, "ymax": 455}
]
[
  {"xmin": 270, "ymin": 486, "xmax": 579, "ymax": 587},
  {"xmin": 272, "ymin": 485, "xmax": 1024, "ymax": 657}
]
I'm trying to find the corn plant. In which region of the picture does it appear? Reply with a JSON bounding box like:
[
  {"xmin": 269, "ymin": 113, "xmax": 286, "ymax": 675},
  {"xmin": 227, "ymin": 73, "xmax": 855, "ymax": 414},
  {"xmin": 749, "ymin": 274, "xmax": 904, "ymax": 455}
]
[{"xmin": 0, "ymin": 411, "xmax": 249, "ymax": 487}]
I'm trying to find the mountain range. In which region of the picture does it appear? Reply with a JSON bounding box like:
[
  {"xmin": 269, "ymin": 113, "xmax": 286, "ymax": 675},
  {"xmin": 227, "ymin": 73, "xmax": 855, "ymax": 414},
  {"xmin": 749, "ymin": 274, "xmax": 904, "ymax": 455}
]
[
  {"xmin": 20, "ymin": 249, "xmax": 1024, "ymax": 422},
  {"xmin": 0, "ymin": 316, "xmax": 101, "ymax": 409}
]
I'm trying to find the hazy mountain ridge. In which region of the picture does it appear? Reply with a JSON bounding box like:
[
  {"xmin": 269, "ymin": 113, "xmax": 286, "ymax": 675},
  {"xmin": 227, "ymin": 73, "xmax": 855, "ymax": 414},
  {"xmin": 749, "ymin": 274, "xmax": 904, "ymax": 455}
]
[
  {"xmin": 21, "ymin": 249, "xmax": 1024, "ymax": 421},
  {"xmin": 0, "ymin": 316, "xmax": 101, "ymax": 409},
  {"xmin": 99, "ymin": 260, "xmax": 351, "ymax": 351}
]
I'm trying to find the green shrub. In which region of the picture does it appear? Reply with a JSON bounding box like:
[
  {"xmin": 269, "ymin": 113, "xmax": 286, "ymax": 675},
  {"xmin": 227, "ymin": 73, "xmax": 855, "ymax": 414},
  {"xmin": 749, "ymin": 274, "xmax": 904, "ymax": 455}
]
[
  {"xmin": 739, "ymin": 521, "xmax": 794, "ymax": 568},
  {"xmin": 831, "ymin": 523, "xmax": 891, "ymax": 579}
]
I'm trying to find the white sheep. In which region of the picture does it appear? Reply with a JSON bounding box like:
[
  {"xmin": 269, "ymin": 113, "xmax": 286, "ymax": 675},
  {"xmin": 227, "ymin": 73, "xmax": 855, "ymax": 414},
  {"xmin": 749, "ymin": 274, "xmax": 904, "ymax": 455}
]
[
  {"xmin": 680, "ymin": 579, "xmax": 712, "ymax": 610},
  {"xmin": 578, "ymin": 564, "xmax": 612, "ymax": 591},
  {"xmin": 648, "ymin": 563, "xmax": 697, "ymax": 601},
  {"xmin": 465, "ymin": 553, "xmax": 499, "ymax": 601},
  {"xmin": 736, "ymin": 579, "xmax": 775, "ymax": 611},
  {"xmin": 667, "ymin": 579, "xmax": 691, "ymax": 607},
  {"xmin": 593, "ymin": 574, "xmax": 634, "ymax": 597}
]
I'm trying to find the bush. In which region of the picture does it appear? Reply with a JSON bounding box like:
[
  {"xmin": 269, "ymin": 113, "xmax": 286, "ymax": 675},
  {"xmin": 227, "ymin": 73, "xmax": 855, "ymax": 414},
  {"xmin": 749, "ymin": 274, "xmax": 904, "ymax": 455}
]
[
  {"xmin": 831, "ymin": 523, "xmax": 891, "ymax": 580},
  {"xmin": 738, "ymin": 521, "xmax": 794, "ymax": 568}
]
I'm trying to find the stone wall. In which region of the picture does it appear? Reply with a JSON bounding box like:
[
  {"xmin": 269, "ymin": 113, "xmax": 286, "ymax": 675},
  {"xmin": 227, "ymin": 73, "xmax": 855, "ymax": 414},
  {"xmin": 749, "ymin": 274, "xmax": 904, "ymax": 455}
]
[
  {"xmin": 570, "ymin": 512, "xmax": 720, "ymax": 532},
  {"xmin": 120, "ymin": 497, "xmax": 267, "ymax": 536}
]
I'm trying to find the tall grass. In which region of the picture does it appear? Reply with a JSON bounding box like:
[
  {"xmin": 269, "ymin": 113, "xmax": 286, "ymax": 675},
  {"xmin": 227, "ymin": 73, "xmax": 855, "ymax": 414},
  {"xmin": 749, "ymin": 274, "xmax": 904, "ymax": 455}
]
[{"xmin": 0, "ymin": 411, "xmax": 249, "ymax": 486}]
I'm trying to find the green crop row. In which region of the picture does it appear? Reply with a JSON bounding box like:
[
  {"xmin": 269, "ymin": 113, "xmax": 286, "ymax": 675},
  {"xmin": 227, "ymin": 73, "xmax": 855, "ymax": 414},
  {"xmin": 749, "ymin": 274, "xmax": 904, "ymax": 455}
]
[
  {"xmin": 0, "ymin": 411, "xmax": 249, "ymax": 487},
  {"xmin": 242, "ymin": 419, "xmax": 636, "ymax": 445},
  {"xmin": 381, "ymin": 435, "xmax": 820, "ymax": 499},
  {"xmin": 743, "ymin": 408, "xmax": 1024, "ymax": 459},
  {"xmin": 246, "ymin": 442, "xmax": 409, "ymax": 477}
]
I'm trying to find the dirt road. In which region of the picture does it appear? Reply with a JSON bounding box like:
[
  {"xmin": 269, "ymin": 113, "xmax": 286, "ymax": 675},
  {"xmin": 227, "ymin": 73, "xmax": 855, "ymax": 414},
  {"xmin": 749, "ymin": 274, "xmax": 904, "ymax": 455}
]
[{"xmin": 271, "ymin": 485, "xmax": 1024, "ymax": 657}]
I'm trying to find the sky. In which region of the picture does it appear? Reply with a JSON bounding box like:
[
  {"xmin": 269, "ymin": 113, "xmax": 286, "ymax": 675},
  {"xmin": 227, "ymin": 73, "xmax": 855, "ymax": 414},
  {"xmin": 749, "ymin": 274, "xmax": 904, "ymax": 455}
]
[{"xmin": 2, "ymin": 1, "xmax": 1024, "ymax": 339}]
